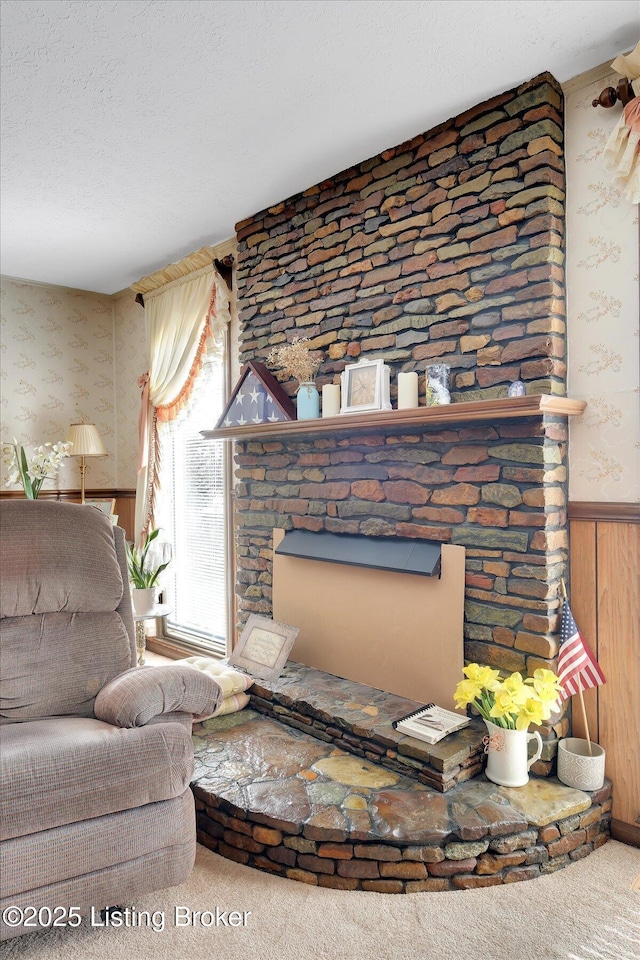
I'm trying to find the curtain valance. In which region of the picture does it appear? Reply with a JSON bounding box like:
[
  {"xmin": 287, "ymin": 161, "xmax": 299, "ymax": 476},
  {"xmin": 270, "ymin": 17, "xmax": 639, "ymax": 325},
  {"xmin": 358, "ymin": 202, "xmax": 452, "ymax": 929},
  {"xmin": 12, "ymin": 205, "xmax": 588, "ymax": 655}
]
[
  {"xmin": 131, "ymin": 245, "xmax": 220, "ymax": 295},
  {"xmin": 133, "ymin": 250, "xmax": 231, "ymax": 542}
]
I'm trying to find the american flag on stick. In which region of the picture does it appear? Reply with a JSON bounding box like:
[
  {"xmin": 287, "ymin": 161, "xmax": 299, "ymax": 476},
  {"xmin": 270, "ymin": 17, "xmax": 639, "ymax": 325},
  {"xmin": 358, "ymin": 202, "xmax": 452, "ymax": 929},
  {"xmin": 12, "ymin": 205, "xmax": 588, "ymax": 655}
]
[{"xmin": 557, "ymin": 595, "xmax": 606, "ymax": 703}]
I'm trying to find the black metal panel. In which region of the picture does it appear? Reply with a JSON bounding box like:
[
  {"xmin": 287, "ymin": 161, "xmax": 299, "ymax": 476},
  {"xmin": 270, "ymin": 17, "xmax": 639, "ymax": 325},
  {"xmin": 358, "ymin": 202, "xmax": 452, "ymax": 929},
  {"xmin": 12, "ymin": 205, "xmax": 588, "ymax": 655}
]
[{"xmin": 275, "ymin": 529, "xmax": 441, "ymax": 577}]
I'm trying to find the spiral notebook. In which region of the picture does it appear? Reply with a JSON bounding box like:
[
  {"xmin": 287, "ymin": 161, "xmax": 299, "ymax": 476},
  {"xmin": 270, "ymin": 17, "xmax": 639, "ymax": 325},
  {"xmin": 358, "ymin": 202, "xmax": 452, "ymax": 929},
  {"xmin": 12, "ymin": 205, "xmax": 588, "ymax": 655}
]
[{"xmin": 392, "ymin": 703, "xmax": 469, "ymax": 745}]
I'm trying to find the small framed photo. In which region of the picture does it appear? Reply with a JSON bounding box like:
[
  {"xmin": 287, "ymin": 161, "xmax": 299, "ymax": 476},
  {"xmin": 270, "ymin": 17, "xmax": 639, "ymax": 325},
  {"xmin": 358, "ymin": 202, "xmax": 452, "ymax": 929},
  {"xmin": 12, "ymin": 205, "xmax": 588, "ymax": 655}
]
[
  {"xmin": 84, "ymin": 498, "xmax": 116, "ymax": 517},
  {"xmin": 229, "ymin": 614, "xmax": 299, "ymax": 680},
  {"xmin": 340, "ymin": 359, "xmax": 391, "ymax": 414}
]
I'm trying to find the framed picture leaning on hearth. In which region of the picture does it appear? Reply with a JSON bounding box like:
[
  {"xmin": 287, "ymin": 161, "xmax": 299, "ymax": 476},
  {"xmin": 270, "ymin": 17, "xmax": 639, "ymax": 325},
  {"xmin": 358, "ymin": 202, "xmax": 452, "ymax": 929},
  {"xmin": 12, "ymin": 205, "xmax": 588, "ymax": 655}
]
[
  {"xmin": 340, "ymin": 358, "xmax": 391, "ymax": 414},
  {"xmin": 229, "ymin": 614, "xmax": 299, "ymax": 681}
]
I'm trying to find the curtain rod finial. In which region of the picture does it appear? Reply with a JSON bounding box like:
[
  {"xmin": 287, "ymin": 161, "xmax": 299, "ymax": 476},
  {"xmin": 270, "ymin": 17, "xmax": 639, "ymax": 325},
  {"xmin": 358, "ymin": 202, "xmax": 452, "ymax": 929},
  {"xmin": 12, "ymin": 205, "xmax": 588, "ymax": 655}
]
[{"xmin": 214, "ymin": 257, "xmax": 233, "ymax": 291}]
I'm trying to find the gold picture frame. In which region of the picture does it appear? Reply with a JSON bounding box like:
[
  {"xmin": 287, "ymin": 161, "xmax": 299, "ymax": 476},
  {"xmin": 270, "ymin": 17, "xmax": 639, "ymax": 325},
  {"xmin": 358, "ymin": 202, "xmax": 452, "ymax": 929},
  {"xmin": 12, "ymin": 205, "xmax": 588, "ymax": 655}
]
[
  {"xmin": 229, "ymin": 614, "xmax": 299, "ymax": 680},
  {"xmin": 84, "ymin": 497, "xmax": 116, "ymax": 517}
]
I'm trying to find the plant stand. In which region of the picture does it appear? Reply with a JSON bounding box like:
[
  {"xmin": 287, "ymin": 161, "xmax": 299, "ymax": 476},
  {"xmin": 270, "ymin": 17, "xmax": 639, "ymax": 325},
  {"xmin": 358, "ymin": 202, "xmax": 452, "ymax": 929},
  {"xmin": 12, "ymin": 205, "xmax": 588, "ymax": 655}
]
[{"xmin": 132, "ymin": 604, "xmax": 172, "ymax": 666}]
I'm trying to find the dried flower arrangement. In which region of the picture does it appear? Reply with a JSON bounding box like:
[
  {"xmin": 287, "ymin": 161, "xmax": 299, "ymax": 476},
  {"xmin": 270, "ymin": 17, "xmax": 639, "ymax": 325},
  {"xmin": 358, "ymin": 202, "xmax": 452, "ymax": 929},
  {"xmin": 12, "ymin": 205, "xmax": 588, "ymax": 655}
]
[{"xmin": 267, "ymin": 337, "xmax": 321, "ymax": 385}]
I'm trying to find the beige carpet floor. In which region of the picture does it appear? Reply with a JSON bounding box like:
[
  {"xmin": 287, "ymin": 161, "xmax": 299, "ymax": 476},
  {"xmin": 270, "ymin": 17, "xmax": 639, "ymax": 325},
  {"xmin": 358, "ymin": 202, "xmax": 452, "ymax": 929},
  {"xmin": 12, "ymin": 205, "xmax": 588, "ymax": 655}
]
[{"xmin": 2, "ymin": 840, "xmax": 639, "ymax": 960}]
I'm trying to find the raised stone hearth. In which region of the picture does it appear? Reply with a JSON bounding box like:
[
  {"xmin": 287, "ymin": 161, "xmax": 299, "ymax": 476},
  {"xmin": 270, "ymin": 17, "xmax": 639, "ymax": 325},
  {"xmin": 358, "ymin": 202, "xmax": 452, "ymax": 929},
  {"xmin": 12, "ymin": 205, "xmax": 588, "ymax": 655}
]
[
  {"xmin": 192, "ymin": 668, "xmax": 611, "ymax": 892},
  {"xmin": 192, "ymin": 713, "xmax": 610, "ymax": 892},
  {"xmin": 249, "ymin": 662, "xmax": 486, "ymax": 792}
]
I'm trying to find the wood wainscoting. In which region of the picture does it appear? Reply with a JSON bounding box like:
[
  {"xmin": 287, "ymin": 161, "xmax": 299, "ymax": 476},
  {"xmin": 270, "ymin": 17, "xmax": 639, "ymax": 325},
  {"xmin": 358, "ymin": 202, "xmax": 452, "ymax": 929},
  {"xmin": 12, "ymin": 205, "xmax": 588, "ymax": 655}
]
[
  {"xmin": 0, "ymin": 489, "xmax": 136, "ymax": 541},
  {"xmin": 569, "ymin": 501, "xmax": 640, "ymax": 847}
]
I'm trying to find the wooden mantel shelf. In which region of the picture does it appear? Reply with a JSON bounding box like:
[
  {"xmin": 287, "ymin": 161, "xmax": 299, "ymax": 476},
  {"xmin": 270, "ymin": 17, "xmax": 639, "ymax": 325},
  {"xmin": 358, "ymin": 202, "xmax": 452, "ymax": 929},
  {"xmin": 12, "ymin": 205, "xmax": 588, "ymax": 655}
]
[{"xmin": 202, "ymin": 395, "xmax": 586, "ymax": 443}]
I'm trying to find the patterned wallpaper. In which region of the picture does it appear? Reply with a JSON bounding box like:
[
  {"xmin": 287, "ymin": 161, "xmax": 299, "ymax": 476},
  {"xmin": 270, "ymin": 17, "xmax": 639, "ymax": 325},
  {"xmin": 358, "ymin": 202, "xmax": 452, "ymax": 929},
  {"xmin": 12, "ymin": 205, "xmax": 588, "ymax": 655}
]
[
  {"xmin": 0, "ymin": 278, "xmax": 145, "ymax": 492},
  {"xmin": 565, "ymin": 72, "xmax": 640, "ymax": 503},
  {"xmin": 113, "ymin": 290, "xmax": 146, "ymax": 487},
  {"xmin": 1, "ymin": 75, "xmax": 636, "ymax": 503}
]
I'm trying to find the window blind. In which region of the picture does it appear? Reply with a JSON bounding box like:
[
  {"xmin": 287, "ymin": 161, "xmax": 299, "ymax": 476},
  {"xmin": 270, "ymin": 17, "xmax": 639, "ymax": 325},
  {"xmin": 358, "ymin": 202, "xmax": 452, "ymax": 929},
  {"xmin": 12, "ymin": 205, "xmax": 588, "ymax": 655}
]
[{"xmin": 158, "ymin": 353, "xmax": 227, "ymax": 653}]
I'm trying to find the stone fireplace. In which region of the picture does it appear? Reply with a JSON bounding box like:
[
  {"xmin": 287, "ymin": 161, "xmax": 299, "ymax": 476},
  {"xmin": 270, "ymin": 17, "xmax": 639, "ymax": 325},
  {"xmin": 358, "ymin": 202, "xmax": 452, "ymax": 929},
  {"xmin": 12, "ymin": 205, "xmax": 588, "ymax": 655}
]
[{"xmin": 225, "ymin": 71, "xmax": 575, "ymax": 774}]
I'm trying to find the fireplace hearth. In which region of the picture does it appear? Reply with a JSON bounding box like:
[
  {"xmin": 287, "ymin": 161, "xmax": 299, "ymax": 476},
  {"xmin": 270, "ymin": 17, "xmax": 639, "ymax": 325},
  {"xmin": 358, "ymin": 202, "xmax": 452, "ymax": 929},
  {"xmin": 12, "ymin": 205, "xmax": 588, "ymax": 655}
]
[
  {"xmin": 250, "ymin": 661, "xmax": 486, "ymax": 792},
  {"xmin": 192, "ymin": 662, "xmax": 611, "ymax": 891}
]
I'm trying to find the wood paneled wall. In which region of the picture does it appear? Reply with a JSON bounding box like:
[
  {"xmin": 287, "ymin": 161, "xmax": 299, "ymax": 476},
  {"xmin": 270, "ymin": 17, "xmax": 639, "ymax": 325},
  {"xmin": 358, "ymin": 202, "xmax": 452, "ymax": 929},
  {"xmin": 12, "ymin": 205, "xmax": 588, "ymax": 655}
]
[
  {"xmin": 569, "ymin": 502, "xmax": 640, "ymax": 846},
  {"xmin": 0, "ymin": 490, "xmax": 136, "ymax": 541}
]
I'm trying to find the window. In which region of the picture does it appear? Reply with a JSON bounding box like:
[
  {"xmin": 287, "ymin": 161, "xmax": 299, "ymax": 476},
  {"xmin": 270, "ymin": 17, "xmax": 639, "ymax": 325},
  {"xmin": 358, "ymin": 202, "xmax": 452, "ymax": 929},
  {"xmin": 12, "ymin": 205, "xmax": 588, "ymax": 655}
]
[{"xmin": 157, "ymin": 351, "xmax": 229, "ymax": 655}]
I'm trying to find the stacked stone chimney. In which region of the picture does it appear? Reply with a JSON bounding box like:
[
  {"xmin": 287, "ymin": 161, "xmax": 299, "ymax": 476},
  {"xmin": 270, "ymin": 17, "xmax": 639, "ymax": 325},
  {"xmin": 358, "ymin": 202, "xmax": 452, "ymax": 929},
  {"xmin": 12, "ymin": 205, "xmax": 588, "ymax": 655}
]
[{"xmin": 232, "ymin": 72, "xmax": 568, "ymax": 772}]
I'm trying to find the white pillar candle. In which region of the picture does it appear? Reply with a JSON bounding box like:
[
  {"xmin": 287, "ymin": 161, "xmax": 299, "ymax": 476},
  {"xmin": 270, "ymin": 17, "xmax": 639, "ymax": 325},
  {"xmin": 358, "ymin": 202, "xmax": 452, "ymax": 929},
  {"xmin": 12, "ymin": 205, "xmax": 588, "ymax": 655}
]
[
  {"xmin": 322, "ymin": 383, "xmax": 341, "ymax": 418},
  {"xmin": 397, "ymin": 371, "xmax": 419, "ymax": 409}
]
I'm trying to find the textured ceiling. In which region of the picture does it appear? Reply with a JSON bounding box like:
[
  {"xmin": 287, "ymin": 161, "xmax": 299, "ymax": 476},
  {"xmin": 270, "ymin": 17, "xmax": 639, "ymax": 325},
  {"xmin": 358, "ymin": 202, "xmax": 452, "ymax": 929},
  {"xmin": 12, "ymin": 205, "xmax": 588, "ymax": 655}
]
[{"xmin": 1, "ymin": 0, "xmax": 636, "ymax": 294}]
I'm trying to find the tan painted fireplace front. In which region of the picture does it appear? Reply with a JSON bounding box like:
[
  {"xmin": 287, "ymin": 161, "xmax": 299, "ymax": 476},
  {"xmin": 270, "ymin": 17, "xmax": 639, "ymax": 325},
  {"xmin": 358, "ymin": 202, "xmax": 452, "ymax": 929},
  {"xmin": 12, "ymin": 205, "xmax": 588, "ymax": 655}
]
[{"xmin": 272, "ymin": 528, "xmax": 465, "ymax": 708}]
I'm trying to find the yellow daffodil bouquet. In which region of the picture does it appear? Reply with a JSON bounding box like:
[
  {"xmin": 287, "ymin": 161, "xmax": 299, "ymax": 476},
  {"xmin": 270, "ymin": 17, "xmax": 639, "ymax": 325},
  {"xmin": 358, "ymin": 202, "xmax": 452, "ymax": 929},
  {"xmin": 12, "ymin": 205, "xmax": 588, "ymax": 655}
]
[{"xmin": 454, "ymin": 663, "xmax": 563, "ymax": 731}]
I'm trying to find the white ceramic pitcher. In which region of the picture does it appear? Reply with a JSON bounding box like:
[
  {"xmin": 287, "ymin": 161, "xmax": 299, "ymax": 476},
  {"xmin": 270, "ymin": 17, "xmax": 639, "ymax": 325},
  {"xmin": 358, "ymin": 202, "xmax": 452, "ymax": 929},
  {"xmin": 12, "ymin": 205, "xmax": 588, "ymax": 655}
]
[{"xmin": 483, "ymin": 719, "xmax": 543, "ymax": 787}]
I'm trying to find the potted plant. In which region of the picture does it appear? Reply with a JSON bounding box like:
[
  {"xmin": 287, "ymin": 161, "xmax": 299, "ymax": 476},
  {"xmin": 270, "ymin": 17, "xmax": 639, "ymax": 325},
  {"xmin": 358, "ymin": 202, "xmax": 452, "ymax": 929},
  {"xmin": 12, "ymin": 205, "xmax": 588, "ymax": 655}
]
[
  {"xmin": 454, "ymin": 664, "xmax": 563, "ymax": 787},
  {"xmin": 267, "ymin": 337, "xmax": 322, "ymax": 420},
  {"xmin": 125, "ymin": 528, "xmax": 172, "ymax": 616}
]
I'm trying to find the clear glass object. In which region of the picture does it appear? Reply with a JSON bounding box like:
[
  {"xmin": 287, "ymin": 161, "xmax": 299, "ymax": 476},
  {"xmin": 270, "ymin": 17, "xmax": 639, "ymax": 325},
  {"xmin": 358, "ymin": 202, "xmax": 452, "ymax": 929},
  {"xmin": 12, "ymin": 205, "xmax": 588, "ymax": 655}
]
[{"xmin": 427, "ymin": 363, "xmax": 451, "ymax": 404}]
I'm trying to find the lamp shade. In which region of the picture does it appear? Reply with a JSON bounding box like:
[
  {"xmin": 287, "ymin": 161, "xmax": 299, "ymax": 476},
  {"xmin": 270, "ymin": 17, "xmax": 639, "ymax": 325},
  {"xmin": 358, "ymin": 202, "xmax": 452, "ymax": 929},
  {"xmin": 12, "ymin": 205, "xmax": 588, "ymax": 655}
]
[{"xmin": 65, "ymin": 423, "xmax": 107, "ymax": 457}]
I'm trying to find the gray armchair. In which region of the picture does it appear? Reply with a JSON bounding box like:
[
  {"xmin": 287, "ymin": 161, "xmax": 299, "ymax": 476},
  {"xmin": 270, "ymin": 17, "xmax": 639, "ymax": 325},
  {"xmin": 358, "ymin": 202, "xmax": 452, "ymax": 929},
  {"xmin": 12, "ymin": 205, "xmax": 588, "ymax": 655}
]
[{"xmin": 0, "ymin": 500, "xmax": 222, "ymax": 940}]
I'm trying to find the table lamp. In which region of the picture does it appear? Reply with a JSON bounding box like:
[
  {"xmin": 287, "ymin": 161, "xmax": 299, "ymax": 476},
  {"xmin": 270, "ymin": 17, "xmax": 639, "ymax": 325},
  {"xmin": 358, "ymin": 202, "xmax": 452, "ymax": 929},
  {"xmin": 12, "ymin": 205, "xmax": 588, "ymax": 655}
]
[{"xmin": 65, "ymin": 422, "xmax": 107, "ymax": 503}]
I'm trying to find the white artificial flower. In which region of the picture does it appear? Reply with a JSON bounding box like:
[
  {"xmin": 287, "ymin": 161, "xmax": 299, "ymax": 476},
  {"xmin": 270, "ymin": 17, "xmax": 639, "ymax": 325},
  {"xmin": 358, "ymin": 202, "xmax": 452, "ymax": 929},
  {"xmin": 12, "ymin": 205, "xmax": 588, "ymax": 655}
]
[
  {"xmin": 4, "ymin": 437, "xmax": 72, "ymax": 495},
  {"xmin": 52, "ymin": 440, "xmax": 72, "ymax": 455}
]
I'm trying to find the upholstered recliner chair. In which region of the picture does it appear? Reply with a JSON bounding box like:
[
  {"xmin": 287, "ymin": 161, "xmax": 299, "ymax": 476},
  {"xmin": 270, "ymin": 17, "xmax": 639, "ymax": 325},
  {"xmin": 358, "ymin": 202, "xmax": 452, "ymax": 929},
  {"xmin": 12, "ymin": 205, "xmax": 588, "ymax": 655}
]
[{"xmin": 0, "ymin": 501, "xmax": 222, "ymax": 940}]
